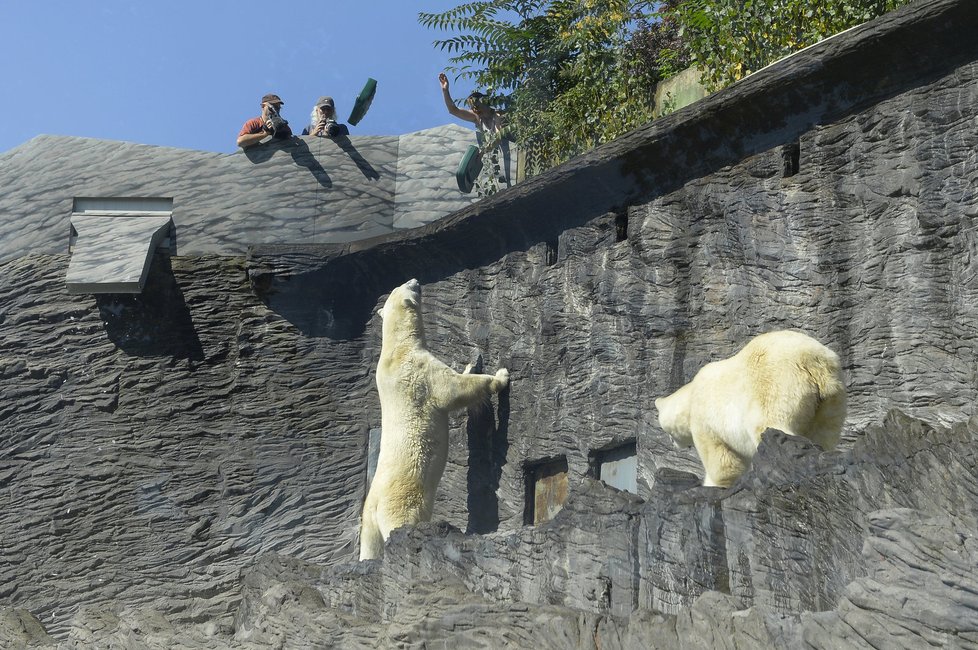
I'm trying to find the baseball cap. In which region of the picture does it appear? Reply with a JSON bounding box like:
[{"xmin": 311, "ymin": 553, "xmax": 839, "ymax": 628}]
[
  {"xmin": 316, "ymin": 96, "xmax": 335, "ymax": 109},
  {"xmin": 261, "ymin": 93, "xmax": 284, "ymax": 105}
]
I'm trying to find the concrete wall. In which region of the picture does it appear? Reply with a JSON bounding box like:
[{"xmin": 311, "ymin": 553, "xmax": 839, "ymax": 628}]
[{"xmin": 0, "ymin": 124, "xmax": 481, "ymax": 262}]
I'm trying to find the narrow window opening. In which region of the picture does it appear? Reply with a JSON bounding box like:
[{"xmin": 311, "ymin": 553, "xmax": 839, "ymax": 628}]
[
  {"xmin": 589, "ymin": 441, "xmax": 638, "ymax": 494},
  {"xmin": 523, "ymin": 456, "xmax": 569, "ymax": 525},
  {"xmin": 545, "ymin": 238, "xmax": 559, "ymax": 266},
  {"xmin": 615, "ymin": 211, "xmax": 628, "ymax": 242},
  {"xmin": 782, "ymin": 142, "xmax": 800, "ymax": 177}
]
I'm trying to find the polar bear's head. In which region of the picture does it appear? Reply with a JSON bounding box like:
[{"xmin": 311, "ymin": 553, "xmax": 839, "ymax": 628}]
[
  {"xmin": 655, "ymin": 384, "xmax": 694, "ymax": 448},
  {"xmin": 378, "ymin": 278, "xmax": 426, "ymax": 345}
]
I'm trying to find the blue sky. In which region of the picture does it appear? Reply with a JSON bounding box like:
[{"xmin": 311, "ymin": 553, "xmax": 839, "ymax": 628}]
[{"xmin": 2, "ymin": 0, "xmax": 487, "ymax": 154}]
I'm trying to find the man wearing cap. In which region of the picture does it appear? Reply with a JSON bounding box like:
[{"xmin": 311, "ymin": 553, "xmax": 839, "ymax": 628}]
[
  {"xmin": 237, "ymin": 93, "xmax": 293, "ymax": 149},
  {"xmin": 302, "ymin": 96, "xmax": 349, "ymax": 138}
]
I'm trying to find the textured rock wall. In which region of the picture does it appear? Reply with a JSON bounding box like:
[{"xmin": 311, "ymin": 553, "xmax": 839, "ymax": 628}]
[
  {"xmin": 2, "ymin": 0, "xmax": 978, "ymax": 647},
  {"xmin": 0, "ymin": 253, "xmax": 373, "ymax": 637}
]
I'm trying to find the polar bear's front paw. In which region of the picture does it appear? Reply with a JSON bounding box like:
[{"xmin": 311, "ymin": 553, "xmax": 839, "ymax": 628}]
[{"xmin": 491, "ymin": 368, "xmax": 510, "ymax": 392}]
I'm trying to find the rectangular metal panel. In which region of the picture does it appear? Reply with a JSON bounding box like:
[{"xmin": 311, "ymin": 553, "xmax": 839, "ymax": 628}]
[{"xmin": 531, "ymin": 458, "xmax": 568, "ymax": 524}]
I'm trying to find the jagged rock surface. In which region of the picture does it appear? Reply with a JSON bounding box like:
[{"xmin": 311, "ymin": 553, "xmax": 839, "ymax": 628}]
[
  {"xmin": 2, "ymin": 1, "xmax": 978, "ymax": 647},
  {"xmin": 15, "ymin": 415, "xmax": 975, "ymax": 649}
]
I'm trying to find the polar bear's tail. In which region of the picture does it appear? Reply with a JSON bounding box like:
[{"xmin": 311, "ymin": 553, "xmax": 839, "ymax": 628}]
[{"xmin": 803, "ymin": 347, "xmax": 847, "ymax": 451}]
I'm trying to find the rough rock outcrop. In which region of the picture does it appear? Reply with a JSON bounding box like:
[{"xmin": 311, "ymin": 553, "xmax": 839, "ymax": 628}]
[{"xmin": 21, "ymin": 414, "xmax": 974, "ymax": 649}]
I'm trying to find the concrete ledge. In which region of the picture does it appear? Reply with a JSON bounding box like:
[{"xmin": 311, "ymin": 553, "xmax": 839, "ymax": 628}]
[{"xmin": 66, "ymin": 215, "xmax": 173, "ymax": 294}]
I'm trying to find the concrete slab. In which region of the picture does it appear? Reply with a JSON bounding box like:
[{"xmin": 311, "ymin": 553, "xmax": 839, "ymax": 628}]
[{"xmin": 66, "ymin": 214, "xmax": 173, "ymax": 294}]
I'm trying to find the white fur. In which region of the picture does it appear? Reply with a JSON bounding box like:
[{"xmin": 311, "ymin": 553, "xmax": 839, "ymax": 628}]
[
  {"xmin": 359, "ymin": 279, "xmax": 509, "ymax": 560},
  {"xmin": 654, "ymin": 330, "xmax": 846, "ymax": 488}
]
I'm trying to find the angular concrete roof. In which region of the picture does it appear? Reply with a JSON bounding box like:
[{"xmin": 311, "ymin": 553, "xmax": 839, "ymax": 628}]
[{"xmin": 0, "ymin": 125, "xmax": 482, "ymax": 264}]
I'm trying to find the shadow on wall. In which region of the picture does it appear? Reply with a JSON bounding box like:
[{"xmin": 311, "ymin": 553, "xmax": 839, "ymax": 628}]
[
  {"xmin": 333, "ymin": 136, "xmax": 380, "ymax": 180},
  {"xmin": 244, "ymin": 137, "xmax": 332, "ymax": 188},
  {"xmin": 252, "ymin": 267, "xmax": 379, "ymax": 340},
  {"xmin": 95, "ymin": 255, "xmax": 205, "ymax": 361},
  {"xmin": 246, "ymin": 208, "xmax": 609, "ymax": 341},
  {"xmin": 465, "ymin": 357, "xmax": 511, "ymax": 534}
]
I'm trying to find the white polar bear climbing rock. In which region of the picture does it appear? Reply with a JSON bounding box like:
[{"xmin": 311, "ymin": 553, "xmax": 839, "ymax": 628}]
[
  {"xmin": 654, "ymin": 330, "xmax": 846, "ymax": 488},
  {"xmin": 359, "ymin": 278, "xmax": 509, "ymax": 561}
]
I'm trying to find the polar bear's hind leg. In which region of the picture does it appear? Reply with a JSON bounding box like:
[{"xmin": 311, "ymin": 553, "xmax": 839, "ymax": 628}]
[
  {"xmin": 358, "ymin": 500, "xmax": 384, "ymax": 561},
  {"xmin": 696, "ymin": 435, "xmax": 750, "ymax": 488}
]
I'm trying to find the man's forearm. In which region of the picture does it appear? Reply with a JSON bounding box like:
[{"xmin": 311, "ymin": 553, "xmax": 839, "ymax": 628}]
[
  {"xmin": 237, "ymin": 131, "xmax": 267, "ymax": 149},
  {"xmin": 442, "ymin": 88, "xmax": 458, "ymax": 113}
]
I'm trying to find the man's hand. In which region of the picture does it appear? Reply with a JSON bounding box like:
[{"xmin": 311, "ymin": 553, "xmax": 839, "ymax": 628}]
[
  {"xmin": 261, "ymin": 103, "xmax": 279, "ymax": 132},
  {"xmin": 439, "ymin": 72, "xmax": 449, "ymax": 92}
]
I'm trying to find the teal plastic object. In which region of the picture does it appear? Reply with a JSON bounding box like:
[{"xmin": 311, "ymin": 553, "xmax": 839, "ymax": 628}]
[
  {"xmin": 348, "ymin": 78, "xmax": 377, "ymax": 126},
  {"xmin": 456, "ymin": 145, "xmax": 483, "ymax": 194}
]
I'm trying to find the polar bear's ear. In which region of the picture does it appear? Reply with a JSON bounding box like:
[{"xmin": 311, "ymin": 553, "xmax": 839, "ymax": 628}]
[{"xmin": 377, "ymin": 307, "xmax": 384, "ymax": 319}]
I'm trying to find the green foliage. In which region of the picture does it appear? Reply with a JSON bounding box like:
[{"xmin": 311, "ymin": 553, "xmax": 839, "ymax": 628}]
[
  {"xmin": 419, "ymin": 1, "xmax": 556, "ymax": 99},
  {"xmin": 421, "ymin": 0, "xmax": 911, "ymax": 180},
  {"xmin": 667, "ymin": 0, "xmax": 913, "ymax": 91}
]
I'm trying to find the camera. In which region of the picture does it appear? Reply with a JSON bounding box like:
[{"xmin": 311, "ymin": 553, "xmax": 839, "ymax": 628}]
[
  {"xmin": 265, "ymin": 104, "xmax": 289, "ymax": 137},
  {"xmin": 322, "ymin": 118, "xmax": 340, "ymax": 137}
]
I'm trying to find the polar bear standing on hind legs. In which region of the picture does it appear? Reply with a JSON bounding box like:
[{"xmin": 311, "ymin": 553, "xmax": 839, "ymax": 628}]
[
  {"xmin": 655, "ymin": 330, "xmax": 846, "ymax": 488},
  {"xmin": 359, "ymin": 279, "xmax": 509, "ymax": 561}
]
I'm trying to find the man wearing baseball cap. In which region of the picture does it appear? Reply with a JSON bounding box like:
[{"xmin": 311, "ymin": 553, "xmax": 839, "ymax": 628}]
[
  {"xmin": 302, "ymin": 96, "xmax": 349, "ymax": 138},
  {"xmin": 237, "ymin": 93, "xmax": 293, "ymax": 149}
]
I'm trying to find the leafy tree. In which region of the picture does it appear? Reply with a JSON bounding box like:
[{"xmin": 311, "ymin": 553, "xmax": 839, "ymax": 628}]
[{"xmin": 668, "ymin": 0, "xmax": 913, "ymax": 91}]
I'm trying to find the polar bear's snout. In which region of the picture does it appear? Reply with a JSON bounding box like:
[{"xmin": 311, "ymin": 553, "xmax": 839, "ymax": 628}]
[{"xmin": 406, "ymin": 278, "xmax": 421, "ymax": 294}]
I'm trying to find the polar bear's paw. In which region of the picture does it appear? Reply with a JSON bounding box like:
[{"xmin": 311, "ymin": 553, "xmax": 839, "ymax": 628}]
[{"xmin": 492, "ymin": 368, "xmax": 510, "ymax": 393}]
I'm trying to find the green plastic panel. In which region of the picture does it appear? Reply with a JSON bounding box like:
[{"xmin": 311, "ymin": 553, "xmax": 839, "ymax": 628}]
[
  {"xmin": 348, "ymin": 78, "xmax": 377, "ymax": 126},
  {"xmin": 455, "ymin": 144, "xmax": 483, "ymax": 194}
]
